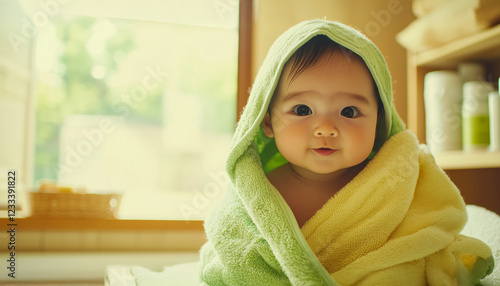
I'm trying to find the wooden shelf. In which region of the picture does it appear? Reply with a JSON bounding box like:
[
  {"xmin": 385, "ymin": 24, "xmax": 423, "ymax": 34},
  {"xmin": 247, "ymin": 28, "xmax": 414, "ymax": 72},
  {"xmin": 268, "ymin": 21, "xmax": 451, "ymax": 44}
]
[
  {"xmin": 415, "ymin": 24, "xmax": 500, "ymax": 68},
  {"xmin": 408, "ymin": 24, "xmax": 500, "ymax": 170},
  {"xmin": 407, "ymin": 22, "xmax": 500, "ymax": 213},
  {"xmin": 0, "ymin": 217, "xmax": 204, "ymax": 230},
  {"xmin": 434, "ymin": 150, "xmax": 500, "ymax": 170}
]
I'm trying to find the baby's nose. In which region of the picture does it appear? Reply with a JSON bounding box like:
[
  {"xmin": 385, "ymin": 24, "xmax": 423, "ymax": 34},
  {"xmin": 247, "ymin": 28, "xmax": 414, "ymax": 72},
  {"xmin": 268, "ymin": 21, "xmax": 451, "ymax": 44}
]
[{"xmin": 314, "ymin": 121, "xmax": 338, "ymax": 137}]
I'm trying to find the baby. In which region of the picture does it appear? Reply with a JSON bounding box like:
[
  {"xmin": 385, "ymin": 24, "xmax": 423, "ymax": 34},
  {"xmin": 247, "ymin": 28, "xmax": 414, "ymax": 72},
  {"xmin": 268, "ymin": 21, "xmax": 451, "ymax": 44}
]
[
  {"xmin": 200, "ymin": 20, "xmax": 494, "ymax": 285},
  {"xmin": 261, "ymin": 35, "xmax": 380, "ymax": 227}
]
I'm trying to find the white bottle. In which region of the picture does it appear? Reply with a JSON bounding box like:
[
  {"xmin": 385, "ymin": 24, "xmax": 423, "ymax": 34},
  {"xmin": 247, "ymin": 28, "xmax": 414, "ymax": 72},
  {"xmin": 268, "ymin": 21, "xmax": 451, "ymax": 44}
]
[
  {"xmin": 490, "ymin": 89, "xmax": 500, "ymax": 152},
  {"xmin": 424, "ymin": 71, "xmax": 463, "ymax": 153},
  {"xmin": 462, "ymin": 81, "xmax": 494, "ymax": 151}
]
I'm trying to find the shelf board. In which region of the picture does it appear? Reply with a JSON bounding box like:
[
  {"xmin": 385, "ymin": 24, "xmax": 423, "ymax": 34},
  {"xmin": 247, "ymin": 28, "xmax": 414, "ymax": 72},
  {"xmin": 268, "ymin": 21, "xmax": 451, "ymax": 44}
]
[
  {"xmin": 415, "ymin": 24, "xmax": 500, "ymax": 68},
  {"xmin": 434, "ymin": 150, "xmax": 500, "ymax": 170},
  {"xmin": 0, "ymin": 216, "xmax": 204, "ymax": 230}
]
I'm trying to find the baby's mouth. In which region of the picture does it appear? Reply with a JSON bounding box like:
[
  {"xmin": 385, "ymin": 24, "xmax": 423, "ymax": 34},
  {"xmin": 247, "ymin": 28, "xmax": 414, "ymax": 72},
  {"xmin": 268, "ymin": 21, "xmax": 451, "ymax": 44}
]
[{"xmin": 313, "ymin": 148, "xmax": 335, "ymax": 156}]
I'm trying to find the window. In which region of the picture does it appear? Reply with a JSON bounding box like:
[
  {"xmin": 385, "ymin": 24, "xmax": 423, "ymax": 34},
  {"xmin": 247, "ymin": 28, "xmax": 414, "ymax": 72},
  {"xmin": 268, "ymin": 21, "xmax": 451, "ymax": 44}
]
[{"xmin": 11, "ymin": 0, "xmax": 240, "ymax": 220}]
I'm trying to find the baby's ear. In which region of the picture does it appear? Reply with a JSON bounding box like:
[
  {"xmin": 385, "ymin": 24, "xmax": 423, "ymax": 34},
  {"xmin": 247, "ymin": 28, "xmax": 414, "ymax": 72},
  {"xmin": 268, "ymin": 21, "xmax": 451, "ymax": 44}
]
[{"xmin": 261, "ymin": 112, "xmax": 274, "ymax": 138}]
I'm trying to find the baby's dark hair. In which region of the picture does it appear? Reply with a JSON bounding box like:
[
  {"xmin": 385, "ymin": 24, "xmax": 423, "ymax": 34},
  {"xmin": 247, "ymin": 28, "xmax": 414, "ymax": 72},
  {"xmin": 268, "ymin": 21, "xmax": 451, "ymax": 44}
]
[{"xmin": 287, "ymin": 35, "xmax": 353, "ymax": 83}]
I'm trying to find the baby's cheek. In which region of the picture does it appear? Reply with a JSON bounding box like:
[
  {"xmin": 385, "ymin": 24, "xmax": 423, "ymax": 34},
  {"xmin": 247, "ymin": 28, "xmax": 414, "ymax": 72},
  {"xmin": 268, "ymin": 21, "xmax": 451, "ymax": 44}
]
[
  {"xmin": 350, "ymin": 120, "xmax": 377, "ymax": 140},
  {"xmin": 274, "ymin": 127, "xmax": 304, "ymax": 155},
  {"xmin": 286, "ymin": 123, "xmax": 309, "ymax": 141},
  {"xmin": 352, "ymin": 128, "xmax": 377, "ymax": 158}
]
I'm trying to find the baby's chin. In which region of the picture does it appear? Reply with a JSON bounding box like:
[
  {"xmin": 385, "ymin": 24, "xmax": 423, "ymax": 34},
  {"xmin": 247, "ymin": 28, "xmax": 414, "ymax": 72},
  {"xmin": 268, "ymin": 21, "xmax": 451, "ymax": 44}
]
[{"xmin": 290, "ymin": 164, "xmax": 346, "ymax": 177}]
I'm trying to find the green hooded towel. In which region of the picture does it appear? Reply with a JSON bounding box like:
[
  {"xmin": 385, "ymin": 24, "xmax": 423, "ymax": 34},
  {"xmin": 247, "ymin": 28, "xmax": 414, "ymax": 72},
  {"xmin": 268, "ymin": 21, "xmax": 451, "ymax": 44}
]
[{"xmin": 199, "ymin": 19, "xmax": 493, "ymax": 285}]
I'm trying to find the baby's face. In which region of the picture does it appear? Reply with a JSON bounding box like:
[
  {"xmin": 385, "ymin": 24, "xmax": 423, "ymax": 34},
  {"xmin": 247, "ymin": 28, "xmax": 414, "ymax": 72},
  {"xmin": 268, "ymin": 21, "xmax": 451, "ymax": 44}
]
[{"xmin": 262, "ymin": 52, "xmax": 379, "ymax": 175}]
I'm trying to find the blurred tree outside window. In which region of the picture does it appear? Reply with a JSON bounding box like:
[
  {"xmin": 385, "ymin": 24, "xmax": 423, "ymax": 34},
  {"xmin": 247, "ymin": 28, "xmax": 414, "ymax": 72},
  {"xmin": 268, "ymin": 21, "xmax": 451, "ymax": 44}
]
[{"xmin": 31, "ymin": 0, "xmax": 238, "ymax": 219}]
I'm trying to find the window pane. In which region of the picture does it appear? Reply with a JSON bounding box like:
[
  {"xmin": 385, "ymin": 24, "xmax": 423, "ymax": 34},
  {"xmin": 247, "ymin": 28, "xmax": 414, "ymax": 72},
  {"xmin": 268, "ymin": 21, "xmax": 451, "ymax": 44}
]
[{"xmin": 32, "ymin": 1, "xmax": 238, "ymax": 219}]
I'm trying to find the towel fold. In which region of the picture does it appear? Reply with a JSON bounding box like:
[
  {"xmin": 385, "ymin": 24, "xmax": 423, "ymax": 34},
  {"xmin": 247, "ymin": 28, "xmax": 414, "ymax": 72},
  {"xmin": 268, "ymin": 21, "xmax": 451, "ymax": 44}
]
[{"xmin": 199, "ymin": 19, "xmax": 494, "ymax": 285}]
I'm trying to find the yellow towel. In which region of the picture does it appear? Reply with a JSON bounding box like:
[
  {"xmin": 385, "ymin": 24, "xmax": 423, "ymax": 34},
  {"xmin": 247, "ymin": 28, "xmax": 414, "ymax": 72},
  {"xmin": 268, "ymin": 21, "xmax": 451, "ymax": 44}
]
[{"xmin": 302, "ymin": 130, "xmax": 493, "ymax": 285}]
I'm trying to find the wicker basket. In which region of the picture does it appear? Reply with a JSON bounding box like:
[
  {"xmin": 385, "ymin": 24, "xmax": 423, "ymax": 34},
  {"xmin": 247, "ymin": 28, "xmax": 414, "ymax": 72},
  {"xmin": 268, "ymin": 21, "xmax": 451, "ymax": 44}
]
[{"xmin": 29, "ymin": 192, "xmax": 122, "ymax": 219}]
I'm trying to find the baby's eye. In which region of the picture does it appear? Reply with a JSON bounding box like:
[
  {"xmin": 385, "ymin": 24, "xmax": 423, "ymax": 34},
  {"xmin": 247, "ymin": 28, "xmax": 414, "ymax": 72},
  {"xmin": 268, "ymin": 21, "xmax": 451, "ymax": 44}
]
[
  {"xmin": 293, "ymin": 105, "xmax": 312, "ymax": 116},
  {"xmin": 341, "ymin": 106, "xmax": 360, "ymax": 118}
]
